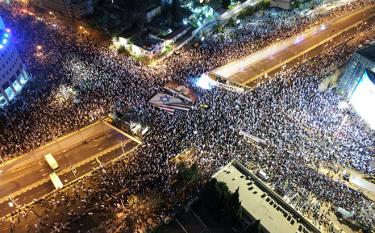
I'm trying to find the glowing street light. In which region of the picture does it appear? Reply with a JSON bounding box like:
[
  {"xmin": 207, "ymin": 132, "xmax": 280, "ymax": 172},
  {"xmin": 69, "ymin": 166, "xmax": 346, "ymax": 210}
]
[{"xmin": 295, "ymin": 35, "xmax": 304, "ymax": 44}]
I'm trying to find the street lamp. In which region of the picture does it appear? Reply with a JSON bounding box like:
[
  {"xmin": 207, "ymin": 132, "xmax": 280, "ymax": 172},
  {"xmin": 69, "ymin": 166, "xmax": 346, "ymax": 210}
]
[
  {"xmin": 334, "ymin": 115, "xmax": 349, "ymax": 139},
  {"xmin": 96, "ymin": 157, "xmax": 102, "ymax": 167},
  {"xmin": 8, "ymin": 196, "xmax": 18, "ymax": 208},
  {"xmin": 71, "ymin": 166, "xmax": 77, "ymax": 179}
]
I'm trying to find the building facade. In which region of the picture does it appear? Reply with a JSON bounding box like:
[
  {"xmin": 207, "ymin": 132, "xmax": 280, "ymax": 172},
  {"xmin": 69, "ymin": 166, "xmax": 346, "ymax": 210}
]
[
  {"xmin": 214, "ymin": 160, "xmax": 319, "ymax": 233},
  {"xmin": 338, "ymin": 45, "xmax": 375, "ymax": 130},
  {"xmin": 338, "ymin": 45, "xmax": 375, "ymax": 98},
  {"xmin": 0, "ymin": 17, "xmax": 29, "ymax": 107},
  {"xmin": 31, "ymin": 0, "xmax": 94, "ymax": 19}
]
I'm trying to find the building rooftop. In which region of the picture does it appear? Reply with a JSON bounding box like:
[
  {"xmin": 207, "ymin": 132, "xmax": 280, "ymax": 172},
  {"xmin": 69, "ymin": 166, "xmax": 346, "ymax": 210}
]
[
  {"xmin": 132, "ymin": 33, "xmax": 163, "ymax": 51},
  {"xmin": 119, "ymin": 27, "xmax": 144, "ymax": 39},
  {"xmin": 213, "ymin": 161, "xmax": 319, "ymax": 233},
  {"xmin": 357, "ymin": 45, "xmax": 375, "ymax": 63}
]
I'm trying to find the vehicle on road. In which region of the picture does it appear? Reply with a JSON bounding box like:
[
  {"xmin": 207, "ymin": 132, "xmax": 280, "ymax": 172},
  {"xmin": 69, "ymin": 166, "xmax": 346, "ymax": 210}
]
[
  {"xmin": 257, "ymin": 170, "xmax": 270, "ymax": 181},
  {"xmin": 342, "ymin": 171, "xmax": 350, "ymax": 181},
  {"xmin": 49, "ymin": 172, "xmax": 63, "ymax": 190},
  {"xmin": 44, "ymin": 153, "xmax": 59, "ymax": 171}
]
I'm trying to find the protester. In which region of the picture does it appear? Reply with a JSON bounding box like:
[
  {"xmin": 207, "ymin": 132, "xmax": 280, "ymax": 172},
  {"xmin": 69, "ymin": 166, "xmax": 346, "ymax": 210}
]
[{"xmin": 0, "ymin": 0, "xmax": 374, "ymax": 231}]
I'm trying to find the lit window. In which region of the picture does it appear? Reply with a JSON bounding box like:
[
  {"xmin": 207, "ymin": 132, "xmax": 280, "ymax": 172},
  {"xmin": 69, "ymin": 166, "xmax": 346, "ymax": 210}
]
[
  {"xmin": 0, "ymin": 94, "xmax": 6, "ymax": 106},
  {"xmin": 4, "ymin": 86, "xmax": 15, "ymax": 101},
  {"xmin": 12, "ymin": 80, "xmax": 22, "ymax": 92},
  {"xmin": 19, "ymin": 70, "xmax": 28, "ymax": 84},
  {"xmin": 350, "ymin": 71, "xmax": 375, "ymax": 130}
]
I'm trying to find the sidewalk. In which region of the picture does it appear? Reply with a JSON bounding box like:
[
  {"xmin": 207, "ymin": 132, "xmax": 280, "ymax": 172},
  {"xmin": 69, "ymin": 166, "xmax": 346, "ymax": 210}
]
[
  {"xmin": 211, "ymin": 5, "xmax": 375, "ymax": 85},
  {"xmin": 318, "ymin": 166, "xmax": 375, "ymax": 202}
]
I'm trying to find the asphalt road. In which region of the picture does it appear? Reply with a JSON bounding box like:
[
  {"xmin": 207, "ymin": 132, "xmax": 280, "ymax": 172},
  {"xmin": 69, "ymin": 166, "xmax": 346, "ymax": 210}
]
[
  {"xmin": 0, "ymin": 122, "xmax": 139, "ymax": 219},
  {"xmin": 0, "ymin": 141, "xmax": 139, "ymax": 233},
  {"xmin": 211, "ymin": 6, "xmax": 375, "ymax": 86}
]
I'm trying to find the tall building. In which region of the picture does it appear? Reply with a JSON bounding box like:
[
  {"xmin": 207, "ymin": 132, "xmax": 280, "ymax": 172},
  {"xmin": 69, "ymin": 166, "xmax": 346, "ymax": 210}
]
[
  {"xmin": 31, "ymin": 0, "xmax": 94, "ymax": 19},
  {"xmin": 338, "ymin": 45, "xmax": 375, "ymax": 129},
  {"xmin": 338, "ymin": 45, "xmax": 375, "ymax": 97},
  {"xmin": 0, "ymin": 17, "xmax": 29, "ymax": 107}
]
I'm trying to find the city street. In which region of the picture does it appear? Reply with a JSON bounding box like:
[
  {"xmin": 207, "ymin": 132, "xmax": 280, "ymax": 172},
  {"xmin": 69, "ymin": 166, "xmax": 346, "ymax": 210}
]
[
  {"xmin": 0, "ymin": 0, "xmax": 374, "ymax": 232},
  {"xmin": 0, "ymin": 121, "xmax": 139, "ymax": 219},
  {"xmin": 211, "ymin": 5, "xmax": 375, "ymax": 86}
]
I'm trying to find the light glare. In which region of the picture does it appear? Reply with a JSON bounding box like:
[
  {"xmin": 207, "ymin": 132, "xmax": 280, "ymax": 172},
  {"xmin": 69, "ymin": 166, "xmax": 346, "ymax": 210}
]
[
  {"xmin": 350, "ymin": 71, "xmax": 375, "ymax": 129},
  {"xmin": 196, "ymin": 74, "xmax": 214, "ymax": 90}
]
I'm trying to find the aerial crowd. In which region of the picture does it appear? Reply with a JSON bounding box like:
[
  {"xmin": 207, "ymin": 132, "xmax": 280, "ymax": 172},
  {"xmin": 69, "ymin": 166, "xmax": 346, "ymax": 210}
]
[{"xmin": 0, "ymin": 0, "xmax": 374, "ymax": 232}]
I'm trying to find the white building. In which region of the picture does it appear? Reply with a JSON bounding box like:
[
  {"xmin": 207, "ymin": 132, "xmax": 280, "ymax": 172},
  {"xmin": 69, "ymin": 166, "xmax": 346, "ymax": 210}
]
[
  {"xmin": 113, "ymin": 33, "xmax": 167, "ymax": 59},
  {"xmin": 0, "ymin": 17, "xmax": 29, "ymax": 106}
]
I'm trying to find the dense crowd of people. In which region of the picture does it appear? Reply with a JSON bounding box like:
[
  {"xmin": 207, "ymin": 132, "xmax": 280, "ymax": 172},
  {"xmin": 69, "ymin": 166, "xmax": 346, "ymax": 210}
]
[{"xmin": 0, "ymin": 0, "xmax": 374, "ymax": 232}]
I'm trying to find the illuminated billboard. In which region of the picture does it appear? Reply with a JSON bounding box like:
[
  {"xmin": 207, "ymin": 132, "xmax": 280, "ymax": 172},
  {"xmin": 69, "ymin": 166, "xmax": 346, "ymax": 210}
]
[{"xmin": 350, "ymin": 70, "xmax": 375, "ymax": 130}]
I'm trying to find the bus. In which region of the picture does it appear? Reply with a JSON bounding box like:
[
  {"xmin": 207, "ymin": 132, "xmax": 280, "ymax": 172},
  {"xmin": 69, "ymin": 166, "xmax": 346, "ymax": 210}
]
[
  {"xmin": 257, "ymin": 170, "xmax": 270, "ymax": 182},
  {"xmin": 49, "ymin": 172, "xmax": 63, "ymax": 190},
  {"xmin": 44, "ymin": 153, "xmax": 59, "ymax": 171}
]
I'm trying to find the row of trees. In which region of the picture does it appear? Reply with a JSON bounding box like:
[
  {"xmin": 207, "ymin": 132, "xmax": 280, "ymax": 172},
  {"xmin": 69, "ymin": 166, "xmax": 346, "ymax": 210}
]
[
  {"xmin": 173, "ymin": 164, "xmax": 242, "ymax": 227},
  {"xmin": 173, "ymin": 163, "xmax": 263, "ymax": 232},
  {"xmin": 200, "ymin": 179, "xmax": 263, "ymax": 233},
  {"xmin": 163, "ymin": 0, "xmax": 184, "ymax": 28},
  {"xmin": 238, "ymin": 0, "xmax": 270, "ymax": 18},
  {"xmin": 174, "ymin": 163, "xmax": 201, "ymax": 191},
  {"xmin": 200, "ymin": 178, "xmax": 243, "ymax": 226}
]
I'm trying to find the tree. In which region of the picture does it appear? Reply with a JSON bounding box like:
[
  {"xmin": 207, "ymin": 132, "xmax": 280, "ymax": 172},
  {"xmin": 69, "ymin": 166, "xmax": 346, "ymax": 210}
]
[
  {"xmin": 292, "ymin": 0, "xmax": 301, "ymax": 9},
  {"xmin": 261, "ymin": 0, "xmax": 270, "ymax": 9},
  {"xmin": 175, "ymin": 163, "xmax": 201, "ymax": 191},
  {"xmin": 200, "ymin": 178, "xmax": 220, "ymax": 214},
  {"xmin": 214, "ymin": 24, "xmax": 224, "ymax": 33},
  {"xmin": 225, "ymin": 188, "xmax": 242, "ymax": 224},
  {"xmin": 119, "ymin": 193, "xmax": 165, "ymax": 233},
  {"xmin": 200, "ymin": 179, "xmax": 243, "ymax": 225},
  {"xmin": 117, "ymin": 45, "xmax": 126, "ymax": 54},
  {"xmin": 222, "ymin": 0, "xmax": 231, "ymax": 9},
  {"xmin": 123, "ymin": 0, "xmax": 146, "ymax": 29},
  {"xmin": 171, "ymin": 0, "xmax": 183, "ymax": 27},
  {"xmin": 227, "ymin": 18, "xmax": 236, "ymax": 27},
  {"xmin": 246, "ymin": 220, "xmax": 261, "ymax": 233}
]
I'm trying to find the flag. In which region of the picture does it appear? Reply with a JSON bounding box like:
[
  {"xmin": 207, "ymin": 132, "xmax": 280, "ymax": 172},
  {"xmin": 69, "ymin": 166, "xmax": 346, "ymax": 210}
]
[
  {"xmin": 164, "ymin": 81, "xmax": 198, "ymax": 103},
  {"xmin": 149, "ymin": 93, "xmax": 192, "ymax": 114}
]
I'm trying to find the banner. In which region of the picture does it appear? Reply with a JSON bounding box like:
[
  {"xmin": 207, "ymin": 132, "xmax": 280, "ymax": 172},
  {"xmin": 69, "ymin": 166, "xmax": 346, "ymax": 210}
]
[
  {"xmin": 164, "ymin": 81, "xmax": 198, "ymax": 103},
  {"xmin": 239, "ymin": 130, "xmax": 267, "ymax": 144},
  {"xmin": 216, "ymin": 82, "xmax": 245, "ymax": 93},
  {"xmin": 149, "ymin": 93, "xmax": 192, "ymax": 114}
]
